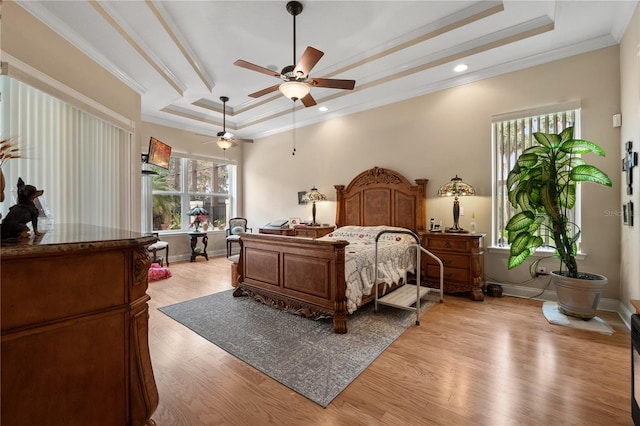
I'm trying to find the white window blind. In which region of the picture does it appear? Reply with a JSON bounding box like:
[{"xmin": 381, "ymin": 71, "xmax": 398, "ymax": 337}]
[
  {"xmin": 492, "ymin": 103, "xmax": 581, "ymax": 248},
  {"xmin": 0, "ymin": 76, "xmax": 135, "ymax": 230}
]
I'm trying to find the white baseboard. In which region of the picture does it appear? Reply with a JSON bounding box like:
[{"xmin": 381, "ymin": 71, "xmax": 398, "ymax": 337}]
[{"xmin": 487, "ymin": 281, "xmax": 630, "ymax": 330}]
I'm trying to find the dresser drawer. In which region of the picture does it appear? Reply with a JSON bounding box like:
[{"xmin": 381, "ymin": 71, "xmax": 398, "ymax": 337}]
[
  {"xmin": 426, "ymin": 252, "xmax": 469, "ymax": 269},
  {"xmin": 293, "ymin": 226, "xmax": 334, "ymax": 238},
  {"xmin": 425, "ymin": 237, "xmax": 474, "ymax": 252},
  {"xmin": 426, "ymin": 265, "xmax": 469, "ymax": 283},
  {"xmin": 295, "ymin": 229, "xmax": 317, "ymax": 238}
]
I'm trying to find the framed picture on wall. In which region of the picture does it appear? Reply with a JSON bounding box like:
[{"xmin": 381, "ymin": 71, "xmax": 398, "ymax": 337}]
[
  {"xmin": 624, "ymin": 201, "xmax": 634, "ymax": 226},
  {"xmin": 298, "ymin": 191, "xmax": 308, "ymax": 205}
]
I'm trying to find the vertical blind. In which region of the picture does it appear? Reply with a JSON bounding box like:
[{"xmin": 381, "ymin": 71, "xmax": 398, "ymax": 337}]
[
  {"xmin": 0, "ymin": 76, "xmax": 134, "ymax": 230},
  {"xmin": 492, "ymin": 103, "xmax": 580, "ymax": 247}
]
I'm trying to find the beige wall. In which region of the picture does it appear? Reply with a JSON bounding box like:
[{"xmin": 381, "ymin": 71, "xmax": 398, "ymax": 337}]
[
  {"xmin": 244, "ymin": 46, "xmax": 622, "ymax": 300},
  {"xmin": 620, "ymin": 6, "xmax": 640, "ymax": 311}
]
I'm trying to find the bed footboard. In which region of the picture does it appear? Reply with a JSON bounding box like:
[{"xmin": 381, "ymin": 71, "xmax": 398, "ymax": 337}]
[{"xmin": 233, "ymin": 233, "xmax": 350, "ymax": 333}]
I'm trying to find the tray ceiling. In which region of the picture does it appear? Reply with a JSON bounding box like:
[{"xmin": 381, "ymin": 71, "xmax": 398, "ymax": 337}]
[{"xmin": 13, "ymin": 0, "xmax": 637, "ymax": 142}]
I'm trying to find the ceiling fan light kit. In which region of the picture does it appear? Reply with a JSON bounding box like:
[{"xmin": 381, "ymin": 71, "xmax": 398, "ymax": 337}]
[
  {"xmin": 216, "ymin": 139, "xmax": 233, "ymax": 150},
  {"xmin": 205, "ymin": 96, "xmax": 253, "ymax": 151},
  {"xmin": 279, "ymin": 81, "xmax": 310, "ymax": 101},
  {"xmin": 234, "ymin": 0, "xmax": 355, "ymax": 107}
]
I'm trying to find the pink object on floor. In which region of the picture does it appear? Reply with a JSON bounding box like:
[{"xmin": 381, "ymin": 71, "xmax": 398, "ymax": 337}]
[{"xmin": 148, "ymin": 262, "xmax": 172, "ymax": 282}]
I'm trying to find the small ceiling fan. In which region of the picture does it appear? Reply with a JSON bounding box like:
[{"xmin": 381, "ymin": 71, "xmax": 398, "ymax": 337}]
[
  {"xmin": 203, "ymin": 96, "xmax": 253, "ymax": 150},
  {"xmin": 234, "ymin": 1, "xmax": 356, "ymax": 107}
]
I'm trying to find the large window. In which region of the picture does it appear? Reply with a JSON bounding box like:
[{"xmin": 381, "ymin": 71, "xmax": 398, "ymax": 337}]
[
  {"xmin": 150, "ymin": 155, "xmax": 235, "ymax": 232},
  {"xmin": 492, "ymin": 102, "xmax": 581, "ymax": 249}
]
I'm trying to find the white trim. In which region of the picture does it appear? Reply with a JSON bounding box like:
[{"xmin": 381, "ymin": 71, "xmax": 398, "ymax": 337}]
[
  {"xmin": 1, "ymin": 52, "xmax": 135, "ymax": 133},
  {"xmin": 492, "ymin": 281, "xmax": 625, "ymax": 320},
  {"xmin": 487, "ymin": 246, "xmax": 587, "ymax": 261},
  {"xmin": 491, "ymin": 100, "xmax": 582, "ymax": 122}
]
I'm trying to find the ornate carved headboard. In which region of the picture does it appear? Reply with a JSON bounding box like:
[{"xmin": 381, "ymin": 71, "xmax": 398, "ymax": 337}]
[{"xmin": 334, "ymin": 166, "xmax": 428, "ymax": 233}]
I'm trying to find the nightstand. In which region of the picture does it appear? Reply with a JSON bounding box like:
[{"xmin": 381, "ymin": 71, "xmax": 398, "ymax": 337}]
[
  {"xmin": 293, "ymin": 225, "xmax": 335, "ymax": 238},
  {"xmin": 420, "ymin": 231, "xmax": 486, "ymax": 301}
]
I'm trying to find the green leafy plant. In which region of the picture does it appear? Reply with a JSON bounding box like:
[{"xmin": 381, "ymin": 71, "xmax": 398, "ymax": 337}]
[{"xmin": 505, "ymin": 127, "xmax": 612, "ymax": 278}]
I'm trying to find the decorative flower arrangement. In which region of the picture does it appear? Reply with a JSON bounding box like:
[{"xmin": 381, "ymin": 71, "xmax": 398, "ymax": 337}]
[
  {"xmin": 0, "ymin": 138, "xmax": 20, "ymax": 168},
  {"xmin": 0, "ymin": 138, "xmax": 20, "ymax": 204}
]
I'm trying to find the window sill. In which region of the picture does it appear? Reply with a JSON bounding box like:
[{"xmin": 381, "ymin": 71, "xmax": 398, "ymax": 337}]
[{"xmin": 487, "ymin": 246, "xmax": 586, "ymax": 260}]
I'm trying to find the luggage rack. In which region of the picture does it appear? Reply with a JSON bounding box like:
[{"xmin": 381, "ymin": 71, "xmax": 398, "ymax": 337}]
[{"xmin": 373, "ymin": 230, "xmax": 444, "ymax": 325}]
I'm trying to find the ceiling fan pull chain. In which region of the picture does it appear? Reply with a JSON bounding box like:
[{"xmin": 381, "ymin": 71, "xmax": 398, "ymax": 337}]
[{"xmin": 292, "ymin": 101, "xmax": 296, "ymax": 156}]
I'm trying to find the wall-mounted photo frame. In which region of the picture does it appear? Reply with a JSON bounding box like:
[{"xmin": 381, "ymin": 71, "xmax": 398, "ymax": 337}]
[
  {"xmin": 624, "ymin": 201, "xmax": 634, "ymax": 226},
  {"xmin": 298, "ymin": 191, "xmax": 308, "ymax": 205}
]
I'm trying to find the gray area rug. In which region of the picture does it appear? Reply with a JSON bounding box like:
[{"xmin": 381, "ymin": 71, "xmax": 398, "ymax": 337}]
[{"xmin": 159, "ymin": 289, "xmax": 436, "ymax": 407}]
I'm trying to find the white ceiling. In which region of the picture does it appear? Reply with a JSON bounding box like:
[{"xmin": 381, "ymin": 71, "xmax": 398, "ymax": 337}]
[{"xmin": 15, "ymin": 1, "xmax": 638, "ymax": 143}]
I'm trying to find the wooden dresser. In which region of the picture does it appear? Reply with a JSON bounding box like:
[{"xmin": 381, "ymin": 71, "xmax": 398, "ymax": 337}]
[
  {"xmin": 1, "ymin": 225, "xmax": 159, "ymax": 426},
  {"xmin": 420, "ymin": 231, "xmax": 486, "ymax": 301}
]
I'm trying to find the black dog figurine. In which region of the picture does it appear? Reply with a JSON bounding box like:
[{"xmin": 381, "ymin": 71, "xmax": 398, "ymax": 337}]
[{"xmin": 1, "ymin": 177, "xmax": 44, "ymax": 240}]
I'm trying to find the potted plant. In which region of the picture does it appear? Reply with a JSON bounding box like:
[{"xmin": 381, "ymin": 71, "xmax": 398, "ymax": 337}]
[{"xmin": 505, "ymin": 126, "xmax": 612, "ymax": 319}]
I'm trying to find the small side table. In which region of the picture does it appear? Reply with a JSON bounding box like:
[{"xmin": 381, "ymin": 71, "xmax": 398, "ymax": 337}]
[{"xmin": 188, "ymin": 232, "xmax": 209, "ymax": 262}]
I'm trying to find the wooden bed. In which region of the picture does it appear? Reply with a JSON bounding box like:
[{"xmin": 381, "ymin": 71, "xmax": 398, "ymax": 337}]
[{"xmin": 233, "ymin": 166, "xmax": 428, "ymax": 333}]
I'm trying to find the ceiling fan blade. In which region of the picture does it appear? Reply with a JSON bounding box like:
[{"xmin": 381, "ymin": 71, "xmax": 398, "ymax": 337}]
[
  {"xmin": 309, "ymin": 78, "xmax": 356, "ymax": 90},
  {"xmin": 300, "ymin": 92, "xmax": 317, "ymax": 107},
  {"xmin": 234, "ymin": 59, "xmax": 281, "ymax": 78},
  {"xmin": 248, "ymin": 84, "xmax": 281, "ymax": 98},
  {"xmin": 234, "ymin": 138, "xmax": 254, "ymax": 144},
  {"xmin": 293, "ymin": 46, "xmax": 324, "ymax": 77}
]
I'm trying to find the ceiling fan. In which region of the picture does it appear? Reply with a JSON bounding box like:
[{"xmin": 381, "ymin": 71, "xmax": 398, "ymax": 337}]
[
  {"xmin": 204, "ymin": 96, "xmax": 253, "ymax": 150},
  {"xmin": 234, "ymin": 1, "xmax": 356, "ymax": 107}
]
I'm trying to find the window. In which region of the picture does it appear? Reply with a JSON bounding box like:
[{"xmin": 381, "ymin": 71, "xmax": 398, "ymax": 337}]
[
  {"xmin": 492, "ymin": 102, "xmax": 581, "ymax": 249},
  {"xmin": 150, "ymin": 155, "xmax": 235, "ymax": 232}
]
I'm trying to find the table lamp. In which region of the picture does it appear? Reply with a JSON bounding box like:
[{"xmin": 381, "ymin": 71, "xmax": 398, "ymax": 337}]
[
  {"xmin": 303, "ymin": 186, "xmax": 327, "ymax": 226},
  {"xmin": 187, "ymin": 206, "xmax": 208, "ymax": 232},
  {"xmin": 437, "ymin": 175, "xmax": 475, "ymax": 233}
]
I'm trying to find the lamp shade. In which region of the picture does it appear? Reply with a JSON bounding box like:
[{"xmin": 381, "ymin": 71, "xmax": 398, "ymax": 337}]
[
  {"xmin": 437, "ymin": 175, "xmax": 475, "ymax": 233},
  {"xmin": 303, "ymin": 186, "xmax": 327, "ymax": 203},
  {"xmin": 437, "ymin": 175, "xmax": 476, "ymax": 197},
  {"xmin": 279, "ymin": 81, "xmax": 310, "ymax": 101},
  {"xmin": 216, "ymin": 138, "xmax": 233, "ymax": 150}
]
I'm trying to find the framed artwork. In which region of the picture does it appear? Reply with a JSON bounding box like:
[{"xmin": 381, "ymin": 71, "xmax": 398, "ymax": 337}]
[
  {"xmin": 298, "ymin": 191, "xmax": 308, "ymax": 205},
  {"xmin": 624, "ymin": 201, "xmax": 634, "ymax": 226}
]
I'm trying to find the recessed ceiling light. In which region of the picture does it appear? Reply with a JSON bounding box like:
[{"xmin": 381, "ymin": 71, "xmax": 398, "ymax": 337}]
[
  {"xmin": 319, "ymin": 106, "xmax": 328, "ymax": 112},
  {"xmin": 454, "ymin": 64, "xmax": 468, "ymax": 73}
]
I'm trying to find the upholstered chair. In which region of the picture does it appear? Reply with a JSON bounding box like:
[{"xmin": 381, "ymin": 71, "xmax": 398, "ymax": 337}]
[{"xmin": 226, "ymin": 217, "xmax": 251, "ymax": 257}]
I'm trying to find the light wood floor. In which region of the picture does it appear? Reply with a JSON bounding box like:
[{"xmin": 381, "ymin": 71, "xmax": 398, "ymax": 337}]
[{"xmin": 147, "ymin": 257, "xmax": 632, "ymax": 425}]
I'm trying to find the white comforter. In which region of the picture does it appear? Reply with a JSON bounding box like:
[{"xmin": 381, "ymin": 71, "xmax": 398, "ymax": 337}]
[{"xmin": 318, "ymin": 225, "xmax": 418, "ymax": 313}]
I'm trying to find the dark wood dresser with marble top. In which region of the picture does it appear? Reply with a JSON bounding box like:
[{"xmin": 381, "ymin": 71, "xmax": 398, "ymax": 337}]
[{"xmin": 1, "ymin": 224, "xmax": 159, "ymax": 426}]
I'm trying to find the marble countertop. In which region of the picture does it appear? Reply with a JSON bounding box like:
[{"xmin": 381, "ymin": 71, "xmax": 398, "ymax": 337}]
[{"xmin": 1, "ymin": 224, "xmax": 156, "ymax": 257}]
